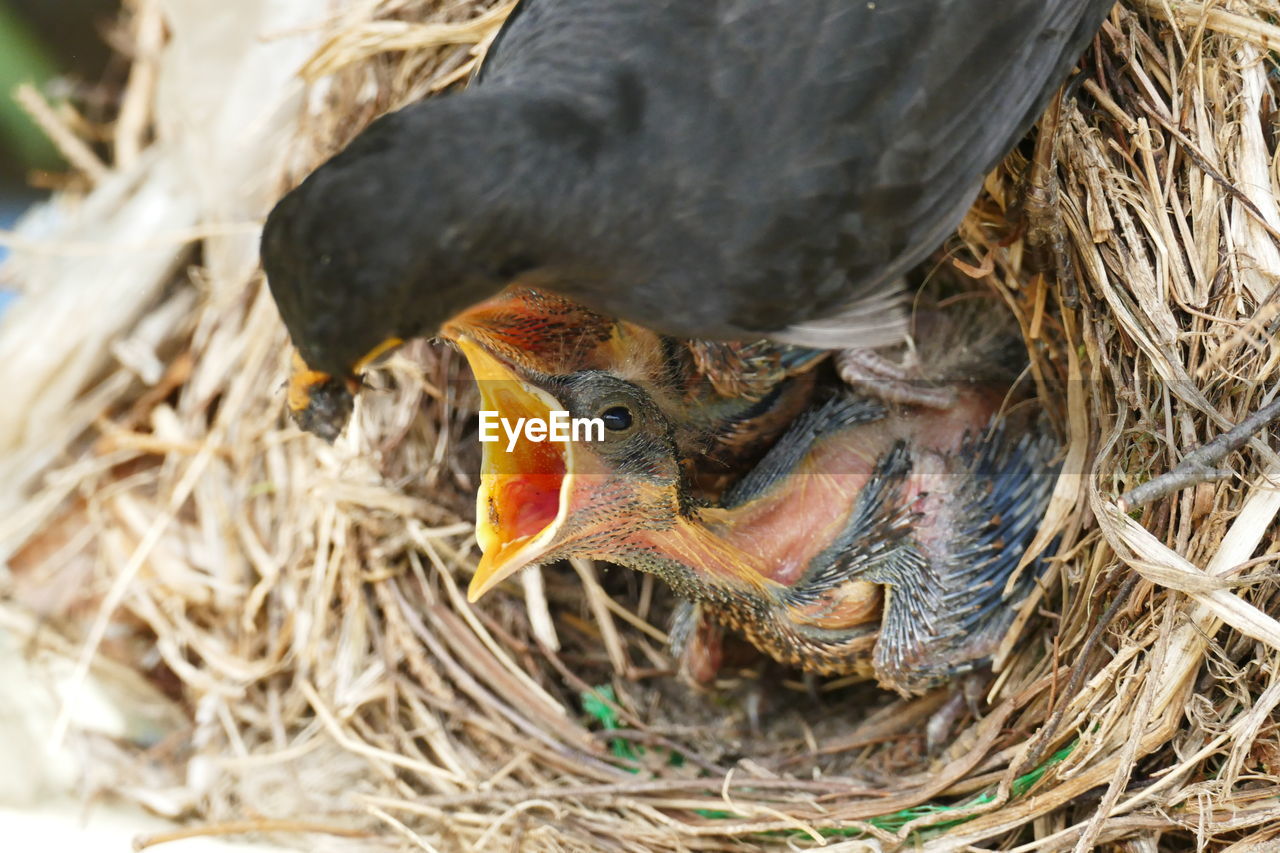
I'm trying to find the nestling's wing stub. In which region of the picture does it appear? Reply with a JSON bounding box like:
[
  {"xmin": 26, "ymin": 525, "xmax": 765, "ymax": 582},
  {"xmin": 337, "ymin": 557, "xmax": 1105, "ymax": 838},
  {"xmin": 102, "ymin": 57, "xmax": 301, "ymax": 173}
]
[
  {"xmin": 865, "ymin": 422, "xmax": 1062, "ymax": 694},
  {"xmin": 792, "ymin": 441, "xmax": 919, "ymax": 606},
  {"xmin": 740, "ymin": 439, "xmax": 925, "ymax": 676},
  {"xmin": 721, "ymin": 394, "xmax": 887, "ymax": 509}
]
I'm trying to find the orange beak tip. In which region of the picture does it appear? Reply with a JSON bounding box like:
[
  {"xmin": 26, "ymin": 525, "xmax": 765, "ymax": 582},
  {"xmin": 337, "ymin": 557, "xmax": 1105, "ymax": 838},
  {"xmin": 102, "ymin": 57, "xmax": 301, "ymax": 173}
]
[
  {"xmin": 286, "ymin": 360, "xmax": 354, "ymax": 443},
  {"xmin": 467, "ymin": 549, "xmax": 505, "ymax": 603},
  {"xmin": 468, "ymin": 527, "xmax": 560, "ymax": 603}
]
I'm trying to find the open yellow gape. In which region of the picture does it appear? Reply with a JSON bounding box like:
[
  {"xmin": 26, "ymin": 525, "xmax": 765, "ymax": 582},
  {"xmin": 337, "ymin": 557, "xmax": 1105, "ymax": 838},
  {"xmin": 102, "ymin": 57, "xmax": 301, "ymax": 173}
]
[{"xmin": 456, "ymin": 338, "xmax": 576, "ymax": 602}]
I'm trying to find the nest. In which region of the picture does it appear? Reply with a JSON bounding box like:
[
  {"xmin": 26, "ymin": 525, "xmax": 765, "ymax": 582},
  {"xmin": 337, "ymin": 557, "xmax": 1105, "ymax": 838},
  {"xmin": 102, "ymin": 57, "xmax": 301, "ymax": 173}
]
[{"xmin": 2, "ymin": 1, "xmax": 1280, "ymax": 849}]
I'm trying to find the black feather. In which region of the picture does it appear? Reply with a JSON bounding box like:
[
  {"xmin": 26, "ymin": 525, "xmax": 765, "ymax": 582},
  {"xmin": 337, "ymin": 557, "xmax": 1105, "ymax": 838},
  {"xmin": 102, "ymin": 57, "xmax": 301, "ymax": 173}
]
[{"xmin": 263, "ymin": 0, "xmax": 1113, "ymax": 378}]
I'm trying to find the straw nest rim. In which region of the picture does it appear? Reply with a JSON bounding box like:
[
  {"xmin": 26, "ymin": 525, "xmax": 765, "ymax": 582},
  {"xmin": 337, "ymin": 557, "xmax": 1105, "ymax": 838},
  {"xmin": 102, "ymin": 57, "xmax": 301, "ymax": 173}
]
[{"xmin": 3, "ymin": 1, "xmax": 1280, "ymax": 850}]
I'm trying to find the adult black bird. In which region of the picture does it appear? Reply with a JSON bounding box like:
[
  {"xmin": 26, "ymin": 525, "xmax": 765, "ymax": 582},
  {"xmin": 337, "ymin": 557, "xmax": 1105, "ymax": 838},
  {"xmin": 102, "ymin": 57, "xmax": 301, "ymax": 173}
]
[{"xmin": 263, "ymin": 0, "xmax": 1112, "ymax": 439}]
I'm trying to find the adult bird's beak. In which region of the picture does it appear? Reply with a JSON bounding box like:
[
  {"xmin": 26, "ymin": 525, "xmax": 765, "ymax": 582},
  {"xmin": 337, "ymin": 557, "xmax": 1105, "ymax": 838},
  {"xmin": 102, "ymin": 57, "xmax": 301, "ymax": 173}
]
[
  {"xmin": 286, "ymin": 353, "xmax": 359, "ymax": 442},
  {"xmin": 285, "ymin": 339, "xmax": 403, "ymax": 441}
]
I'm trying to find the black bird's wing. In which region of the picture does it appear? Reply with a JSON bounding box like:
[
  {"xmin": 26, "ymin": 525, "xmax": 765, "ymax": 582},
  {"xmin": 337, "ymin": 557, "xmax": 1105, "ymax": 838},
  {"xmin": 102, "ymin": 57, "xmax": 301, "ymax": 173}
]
[
  {"xmin": 701, "ymin": 0, "xmax": 1114, "ymax": 346},
  {"xmin": 471, "ymin": 1, "xmax": 1110, "ymax": 344},
  {"xmin": 472, "ymin": 0, "xmax": 536, "ymax": 85},
  {"xmin": 262, "ymin": 0, "xmax": 1111, "ymax": 406}
]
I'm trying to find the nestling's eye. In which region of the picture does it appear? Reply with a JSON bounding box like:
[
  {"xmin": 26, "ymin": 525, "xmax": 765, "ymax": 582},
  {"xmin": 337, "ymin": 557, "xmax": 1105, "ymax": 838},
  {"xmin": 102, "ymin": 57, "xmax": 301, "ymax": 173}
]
[{"xmin": 600, "ymin": 406, "xmax": 634, "ymax": 432}]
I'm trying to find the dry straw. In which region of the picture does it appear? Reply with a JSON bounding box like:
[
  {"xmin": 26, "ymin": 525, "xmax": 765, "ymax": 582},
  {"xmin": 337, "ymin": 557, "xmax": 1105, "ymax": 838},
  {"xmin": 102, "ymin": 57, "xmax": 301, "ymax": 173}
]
[{"xmin": 2, "ymin": 1, "xmax": 1279, "ymax": 850}]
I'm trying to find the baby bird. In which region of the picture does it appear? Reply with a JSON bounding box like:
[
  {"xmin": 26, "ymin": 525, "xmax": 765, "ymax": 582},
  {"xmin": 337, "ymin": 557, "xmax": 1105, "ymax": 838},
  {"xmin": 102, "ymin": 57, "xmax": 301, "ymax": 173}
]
[
  {"xmin": 459, "ymin": 338, "xmax": 1058, "ymax": 694},
  {"xmin": 443, "ymin": 287, "xmax": 826, "ymax": 494}
]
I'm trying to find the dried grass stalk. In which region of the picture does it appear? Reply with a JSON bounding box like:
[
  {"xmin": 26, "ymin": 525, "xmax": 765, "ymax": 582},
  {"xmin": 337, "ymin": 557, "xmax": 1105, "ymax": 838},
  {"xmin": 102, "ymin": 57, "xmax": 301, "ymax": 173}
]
[{"xmin": 3, "ymin": 1, "xmax": 1280, "ymax": 850}]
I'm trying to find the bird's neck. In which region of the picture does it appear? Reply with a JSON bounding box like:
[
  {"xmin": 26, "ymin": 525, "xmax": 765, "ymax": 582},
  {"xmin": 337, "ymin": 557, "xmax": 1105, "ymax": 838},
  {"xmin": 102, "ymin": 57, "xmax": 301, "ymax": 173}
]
[
  {"xmin": 623, "ymin": 454, "xmax": 878, "ymax": 600},
  {"xmin": 625, "ymin": 511, "xmax": 775, "ymax": 599}
]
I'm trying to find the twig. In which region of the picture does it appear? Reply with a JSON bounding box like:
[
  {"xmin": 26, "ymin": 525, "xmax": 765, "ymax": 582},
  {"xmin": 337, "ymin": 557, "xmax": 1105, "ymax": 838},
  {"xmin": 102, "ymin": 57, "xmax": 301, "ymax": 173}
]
[
  {"xmin": 1118, "ymin": 397, "xmax": 1280, "ymax": 511},
  {"xmin": 133, "ymin": 819, "xmax": 369, "ymax": 850},
  {"xmin": 383, "ymin": 776, "xmax": 885, "ymax": 810},
  {"xmin": 365, "ymin": 805, "xmax": 445, "ymax": 853},
  {"xmin": 571, "ymin": 558, "xmax": 629, "ymax": 676},
  {"xmin": 520, "ymin": 565, "xmax": 560, "ymax": 651},
  {"xmin": 114, "ymin": 0, "xmax": 165, "ymax": 170},
  {"xmin": 1130, "ymin": 0, "xmax": 1280, "ymax": 52},
  {"xmin": 1016, "ymin": 573, "xmax": 1138, "ymax": 773},
  {"xmin": 1134, "ymin": 89, "xmax": 1280, "ymax": 248},
  {"xmin": 13, "ymin": 83, "xmax": 109, "ymax": 182}
]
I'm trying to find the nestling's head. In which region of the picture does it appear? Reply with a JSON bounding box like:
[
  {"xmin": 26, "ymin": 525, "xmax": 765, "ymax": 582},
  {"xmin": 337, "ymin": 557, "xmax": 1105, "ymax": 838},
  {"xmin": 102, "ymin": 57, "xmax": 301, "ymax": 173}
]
[{"xmin": 458, "ymin": 337, "xmax": 689, "ymax": 602}]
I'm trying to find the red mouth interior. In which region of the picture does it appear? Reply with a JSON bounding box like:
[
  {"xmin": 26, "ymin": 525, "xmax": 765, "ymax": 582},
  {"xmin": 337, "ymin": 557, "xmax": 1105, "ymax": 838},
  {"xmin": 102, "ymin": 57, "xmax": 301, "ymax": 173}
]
[
  {"xmin": 480, "ymin": 370, "xmax": 570, "ymax": 559},
  {"xmin": 492, "ymin": 439, "xmax": 566, "ymax": 544}
]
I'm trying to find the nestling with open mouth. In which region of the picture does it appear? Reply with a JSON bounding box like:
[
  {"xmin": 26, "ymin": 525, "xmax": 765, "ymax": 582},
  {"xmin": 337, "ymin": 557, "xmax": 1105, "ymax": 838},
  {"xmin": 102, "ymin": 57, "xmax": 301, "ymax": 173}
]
[{"xmin": 442, "ymin": 287, "xmax": 829, "ymax": 498}]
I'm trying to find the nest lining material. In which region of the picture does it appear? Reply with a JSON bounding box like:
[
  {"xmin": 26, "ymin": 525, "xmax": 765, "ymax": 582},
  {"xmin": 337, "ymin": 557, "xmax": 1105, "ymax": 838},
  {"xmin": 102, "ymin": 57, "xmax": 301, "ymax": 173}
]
[{"xmin": 2, "ymin": 0, "xmax": 1280, "ymax": 850}]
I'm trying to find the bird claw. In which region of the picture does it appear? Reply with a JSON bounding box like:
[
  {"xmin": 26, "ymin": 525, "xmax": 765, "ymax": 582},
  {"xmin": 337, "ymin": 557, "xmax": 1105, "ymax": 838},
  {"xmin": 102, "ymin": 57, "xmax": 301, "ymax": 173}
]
[
  {"xmin": 671, "ymin": 602, "xmax": 726, "ymax": 687},
  {"xmin": 924, "ymin": 672, "xmax": 989, "ymax": 754},
  {"xmin": 835, "ymin": 348, "xmax": 958, "ymax": 410}
]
